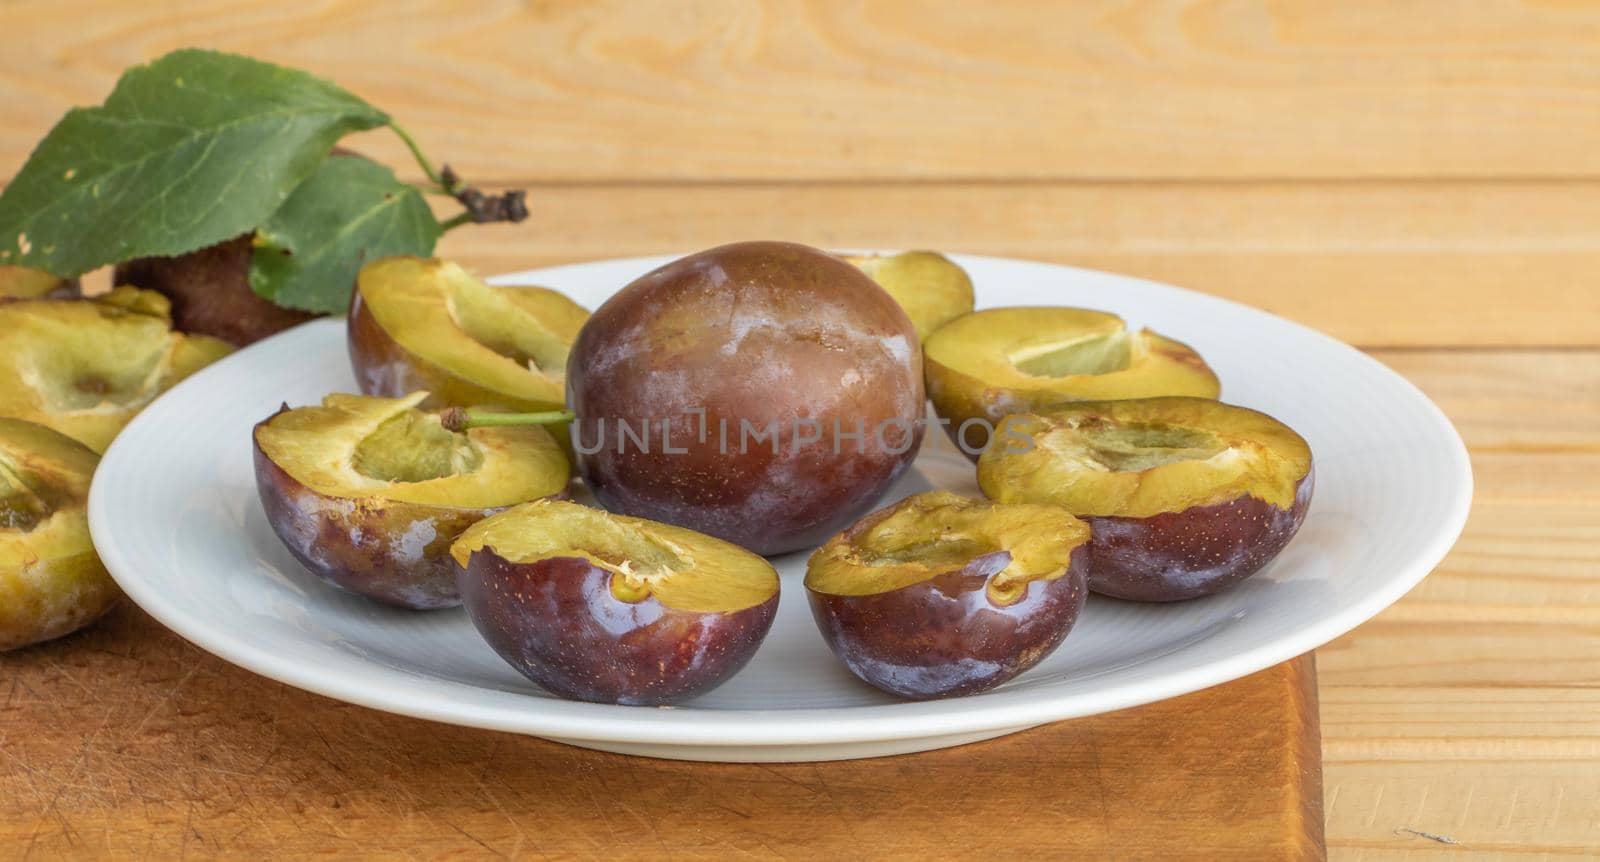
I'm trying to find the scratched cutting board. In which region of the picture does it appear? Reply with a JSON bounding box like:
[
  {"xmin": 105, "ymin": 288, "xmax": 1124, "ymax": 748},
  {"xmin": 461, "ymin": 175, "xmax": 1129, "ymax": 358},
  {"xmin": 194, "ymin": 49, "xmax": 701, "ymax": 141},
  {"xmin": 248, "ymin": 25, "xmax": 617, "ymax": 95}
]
[{"xmin": 0, "ymin": 603, "xmax": 1323, "ymax": 858}]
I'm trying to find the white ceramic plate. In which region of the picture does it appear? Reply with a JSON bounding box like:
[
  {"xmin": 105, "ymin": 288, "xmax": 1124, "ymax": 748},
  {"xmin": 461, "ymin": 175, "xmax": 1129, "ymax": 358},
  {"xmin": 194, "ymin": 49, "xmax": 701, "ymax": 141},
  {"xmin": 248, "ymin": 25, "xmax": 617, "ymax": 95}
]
[{"xmin": 89, "ymin": 254, "xmax": 1471, "ymax": 762}]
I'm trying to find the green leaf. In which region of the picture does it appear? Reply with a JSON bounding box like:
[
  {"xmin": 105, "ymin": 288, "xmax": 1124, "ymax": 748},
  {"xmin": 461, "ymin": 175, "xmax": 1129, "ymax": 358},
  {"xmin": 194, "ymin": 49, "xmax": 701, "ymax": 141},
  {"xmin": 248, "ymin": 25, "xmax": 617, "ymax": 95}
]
[
  {"xmin": 0, "ymin": 49, "xmax": 388, "ymax": 276},
  {"xmin": 248, "ymin": 155, "xmax": 441, "ymax": 314}
]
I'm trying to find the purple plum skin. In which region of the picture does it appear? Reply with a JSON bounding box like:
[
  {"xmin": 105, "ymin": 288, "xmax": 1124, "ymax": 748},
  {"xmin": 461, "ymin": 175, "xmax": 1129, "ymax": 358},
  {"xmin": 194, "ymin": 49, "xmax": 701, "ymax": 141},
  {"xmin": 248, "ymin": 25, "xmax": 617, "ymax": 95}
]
[
  {"xmin": 566, "ymin": 241, "xmax": 925, "ymax": 556},
  {"xmin": 458, "ymin": 551, "xmax": 779, "ymax": 706},
  {"xmin": 807, "ymin": 546, "xmax": 1089, "ymax": 700},
  {"xmin": 252, "ymin": 433, "xmax": 524, "ymax": 610},
  {"xmin": 1084, "ymin": 470, "xmax": 1315, "ymax": 602}
]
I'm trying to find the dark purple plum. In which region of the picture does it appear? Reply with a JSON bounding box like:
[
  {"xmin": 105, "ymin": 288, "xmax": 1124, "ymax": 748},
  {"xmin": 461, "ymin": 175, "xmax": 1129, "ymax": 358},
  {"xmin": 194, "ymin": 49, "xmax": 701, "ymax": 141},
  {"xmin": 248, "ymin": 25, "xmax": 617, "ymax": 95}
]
[
  {"xmin": 450, "ymin": 500, "xmax": 780, "ymax": 705},
  {"xmin": 566, "ymin": 240, "xmax": 925, "ymax": 555},
  {"xmin": 978, "ymin": 397, "xmax": 1314, "ymax": 601},
  {"xmin": 805, "ymin": 491, "xmax": 1090, "ymax": 700}
]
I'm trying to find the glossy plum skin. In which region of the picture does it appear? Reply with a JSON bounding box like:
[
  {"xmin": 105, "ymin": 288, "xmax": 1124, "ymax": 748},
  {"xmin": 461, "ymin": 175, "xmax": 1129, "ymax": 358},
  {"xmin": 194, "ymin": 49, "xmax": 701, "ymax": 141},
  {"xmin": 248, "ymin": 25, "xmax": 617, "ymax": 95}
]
[
  {"xmin": 458, "ymin": 551, "xmax": 778, "ymax": 705},
  {"xmin": 808, "ymin": 546, "xmax": 1088, "ymax": 699},
  {"xmin": 568, "ymin": 241, "xmax": 925, "ymax": 555},
  {"xmin": 346, "ymin": 287, "xmax": 449, "ymax": 403},
  {"xmin": 1085, "ymin": 471, "xmax": 1314, "ymax": 602},
  {"xmin": 252, "ymin": 436, "xmax": 520, "ymax": 610}
]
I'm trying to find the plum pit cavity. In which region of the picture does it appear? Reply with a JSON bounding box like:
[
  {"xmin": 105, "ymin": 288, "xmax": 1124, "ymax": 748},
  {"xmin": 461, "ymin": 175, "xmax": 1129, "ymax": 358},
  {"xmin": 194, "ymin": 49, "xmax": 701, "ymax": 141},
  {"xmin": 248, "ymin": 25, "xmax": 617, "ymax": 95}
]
[
  {"xmin": 1058, "ymin": 420, "xmax": 1231, "ymax": 472},
  {"xmin": 1008, "ymin": 330, "xmax": 1133, "ymax": 378},
  {"xmin": 351, "ymin": 409, "xmax": 483, "ymax": 483}
]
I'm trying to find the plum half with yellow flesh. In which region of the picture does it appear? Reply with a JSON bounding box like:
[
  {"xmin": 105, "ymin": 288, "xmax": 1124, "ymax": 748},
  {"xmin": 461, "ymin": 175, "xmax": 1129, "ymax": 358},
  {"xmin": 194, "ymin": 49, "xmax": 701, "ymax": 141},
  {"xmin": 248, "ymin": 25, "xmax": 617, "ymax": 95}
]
[
  {"xmin": 978, "ymin": 397, "xmax": 1313, "ymax": 602},
  {"xmin": 806, "ymin": 491, "xmax": 1090, "ymax": 700},
  {"xmin": 0, "ymin": 266, "xmax": 79, "ymax": 301},
  {"xmin": 348, "ymin": 257, "xmax": 589, "ymax": 414},
  {"xmin": 842, "ymin": 251, "xmax": 975, "ymax": 341},
  {"xmin": 0, "ymin": 286, "xmax": 232, "ymax": 452},
  {"xmin": 450, "ymin": 499, "xmax": 780, "ymax": 705},
  {"xmin": 253, "ymin": 392, "xmax": 569, "ymax": 610},
  {"xmin": 924, "ymin": 307, "xmax": 1220, "ymax": 457},
  {"xmin": 0, "ymin": 418, "xmax": 119, "ymax": 651}
]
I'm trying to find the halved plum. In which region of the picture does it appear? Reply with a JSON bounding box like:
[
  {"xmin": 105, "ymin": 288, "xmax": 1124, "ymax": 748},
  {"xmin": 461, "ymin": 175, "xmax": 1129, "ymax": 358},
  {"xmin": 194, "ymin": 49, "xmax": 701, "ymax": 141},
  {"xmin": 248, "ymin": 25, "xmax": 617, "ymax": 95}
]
[
  {"xmin": 842, "ymin": 251, "xmax": 975, "ymax": 341},
  {"xmin": 450, "ymin": 499, "xmax": 780, "ymax": 705},
  {"xmin": 253, "ymin": 392, "xmax": 569, "ymax": 609},
  {"xmin": 0, "ymin": 286, "xmax": 232, "ymax": 451},
  {"xmin": 924, "ymin": 307, "xmax": 1220, "ymax": 457},
  {"xmin": 348, "ymin": 257, "xmax": 589, "ymax": 414},
  {"xmin": 978, "ymin": 397, "xmax": 1313, "ymax": 601},
  {"xmin": 806, "ymin": 491, "xmax": 1090, "ymax": 699},
  {"xmin": 0, "ymin": 418, "xmax": 118, "ymax": 650}
]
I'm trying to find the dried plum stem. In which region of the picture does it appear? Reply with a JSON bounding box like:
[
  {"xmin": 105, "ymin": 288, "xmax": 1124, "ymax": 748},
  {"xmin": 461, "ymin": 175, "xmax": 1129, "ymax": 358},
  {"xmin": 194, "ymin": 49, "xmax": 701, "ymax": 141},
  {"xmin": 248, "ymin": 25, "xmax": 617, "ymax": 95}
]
[
  {"xmin": 441, "ymin": 407, "xmax": 575, "ymax": 433},
  {"xmin": 388, "ymin": 122, "xmax": 529, "ymax": 227},
  {"xmin": 439, "ymin": 164, "xmax": 529, "ymax": 225}
]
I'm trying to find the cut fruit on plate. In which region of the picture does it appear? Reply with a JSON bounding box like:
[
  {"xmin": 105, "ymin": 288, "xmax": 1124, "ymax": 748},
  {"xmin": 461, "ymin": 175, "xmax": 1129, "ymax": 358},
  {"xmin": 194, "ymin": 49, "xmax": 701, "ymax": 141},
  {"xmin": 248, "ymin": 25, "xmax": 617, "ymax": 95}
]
[
  {"xmin": 924, "ymin": 306, "xmax": 1220, "ymax": 456},
  {"xmin": 348, "ymin": 256, "xmax": 589, "ymax": 413},
  {"xmin": 85, "ymin": 253, "xmax": 1472, "ymax": 762},
  {"xmin": 452, "ymin": 499, "xmax": 780, "ymax": 706},
  {"xmin": 979, "ymin": 397, "xmax": 1313, "ymax": 602},
  {"xmin": 253, "ymin": 391, "xmax": 569, "ymax": 610},
  {"xmin": 806, "ymin": 491, "xmax": 1090, "ymax": 700},
  {"xmin": 842, "ymin": 250, "xmax": 974, "ymax": 341}
]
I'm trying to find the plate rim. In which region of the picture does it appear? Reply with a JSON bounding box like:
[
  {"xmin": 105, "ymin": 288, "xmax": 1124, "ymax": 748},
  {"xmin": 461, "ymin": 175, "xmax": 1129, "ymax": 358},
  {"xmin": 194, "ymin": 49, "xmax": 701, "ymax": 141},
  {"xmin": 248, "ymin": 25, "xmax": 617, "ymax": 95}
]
[{"xmin": 88, "ymin": 252, "xmax": 1474, "ymax": 748}]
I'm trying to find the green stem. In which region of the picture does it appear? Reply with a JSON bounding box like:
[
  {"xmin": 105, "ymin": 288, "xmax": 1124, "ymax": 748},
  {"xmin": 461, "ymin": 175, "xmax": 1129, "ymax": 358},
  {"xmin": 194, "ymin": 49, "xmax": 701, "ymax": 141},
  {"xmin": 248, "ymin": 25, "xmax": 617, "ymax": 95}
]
[
  {"xmin": 388, "ymin": 121, "xmax": 452, "ymax": 192},
  {"xmin": 437, "ymin": 212, "xmax": 475, "ymax": 233},
  {"xmin": 441, "ymin": 407, "xmax": 575, "ymax": 433}
]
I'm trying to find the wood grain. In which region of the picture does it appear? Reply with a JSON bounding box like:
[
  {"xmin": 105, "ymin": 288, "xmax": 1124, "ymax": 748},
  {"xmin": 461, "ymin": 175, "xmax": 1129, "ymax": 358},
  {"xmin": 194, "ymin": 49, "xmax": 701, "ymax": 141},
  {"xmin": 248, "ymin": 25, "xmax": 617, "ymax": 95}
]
[
  {"xmin": 5, "ymin": 0, "xmax": 1600, "ymax": 181},
  {"xmin": 1316, "ymin": 350, "xmax": 1600, "ymax": 859},
  {"xmin": 429, "ymin": 181, "xmax": 1600, "ymax": 347},
  {"xmin": 1, "ymin": 0, "xmax": 1596, "ymax": 857},
  {"xmin": 0, "ymin": 607, "xmax": 1324, "ymax": 860}
]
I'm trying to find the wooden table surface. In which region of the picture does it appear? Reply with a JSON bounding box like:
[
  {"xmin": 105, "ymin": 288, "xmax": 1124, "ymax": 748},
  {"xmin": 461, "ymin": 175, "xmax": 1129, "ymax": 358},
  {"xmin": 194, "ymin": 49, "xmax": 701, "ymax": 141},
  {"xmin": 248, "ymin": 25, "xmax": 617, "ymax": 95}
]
[{"xmin": 1, "ymin": 2, "xmax": 1597, "ymax": 858}]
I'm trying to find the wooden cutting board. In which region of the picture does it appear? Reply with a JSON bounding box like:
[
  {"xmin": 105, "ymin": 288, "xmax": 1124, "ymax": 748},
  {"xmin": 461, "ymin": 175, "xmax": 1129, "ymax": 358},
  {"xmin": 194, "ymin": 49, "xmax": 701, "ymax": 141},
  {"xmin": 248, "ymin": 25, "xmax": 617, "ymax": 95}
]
[{"xmin": 0, "ymin": 603, "xmax": 1323, "ymax": 859}]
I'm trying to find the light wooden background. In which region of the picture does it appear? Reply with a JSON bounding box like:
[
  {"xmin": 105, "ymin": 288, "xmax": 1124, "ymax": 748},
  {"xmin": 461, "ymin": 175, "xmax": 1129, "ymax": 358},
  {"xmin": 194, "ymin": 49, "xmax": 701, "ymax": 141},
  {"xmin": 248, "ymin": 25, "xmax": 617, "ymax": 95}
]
[{"xmin": 1, "ymin": 1, "xmax": 1596, "ymax": 858}]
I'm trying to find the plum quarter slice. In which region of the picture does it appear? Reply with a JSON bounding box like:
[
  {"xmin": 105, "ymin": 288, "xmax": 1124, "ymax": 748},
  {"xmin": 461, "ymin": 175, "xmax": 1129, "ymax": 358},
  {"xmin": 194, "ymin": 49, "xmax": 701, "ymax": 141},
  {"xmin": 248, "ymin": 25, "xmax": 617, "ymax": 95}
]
[
  {"xmin": 979, "ymin": 397, "xmax": 1313, "ymax": 602},
  {"xmin": 450, "ymin": 500, "xmax": 780, "ymax": 706},
  {"xmin": 0, "ymin": 418, "xmax": 118, "ymax": 650},
  {"xmin": 923, "ymin": 307, "xmax": 1219, "ymax": 458},
  {"xmin": 0, "ymin": 287, "xmax": 232, "ymax": 452},
  {"xmin": 841, "ymin": 250, "xmax": 975, "ymax": 341},
  {"xmin": 805, "ymin": 491, "xmax": 1090, "ymax": 700},
  {"xmin": 348, "ymin": 257, "xmax": 589, "ymax": 414},
  {"xmin": 253, "ymin": 392, "xmax": 569, "ymax": 610}
]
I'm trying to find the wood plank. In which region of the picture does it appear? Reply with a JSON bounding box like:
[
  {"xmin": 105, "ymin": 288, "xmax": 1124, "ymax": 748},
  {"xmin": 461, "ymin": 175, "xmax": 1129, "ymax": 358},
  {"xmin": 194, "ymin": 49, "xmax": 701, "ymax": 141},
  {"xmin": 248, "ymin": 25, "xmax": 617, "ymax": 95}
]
[
  {"xmin": 424, "ymin": 181, "xmax": 1600, "ymax": 347},
  {"xmin": 1367, "ymin": 350, "xmax": 1600, "ymax": 452},
  {"xmin": 0, "ymin": 605, "xmax": 1324, "ymax": 860},
  {"xmin": 5, "ymin": 1, "xmax": 1600, "ymax": 182},
  {"xmin": 1319, "ymin": 349, "xmax": 1600, "ymax": 860},
  {"xmin": 1321, "ymin": 759, "xmax": 1600, "ymax": 858}
]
